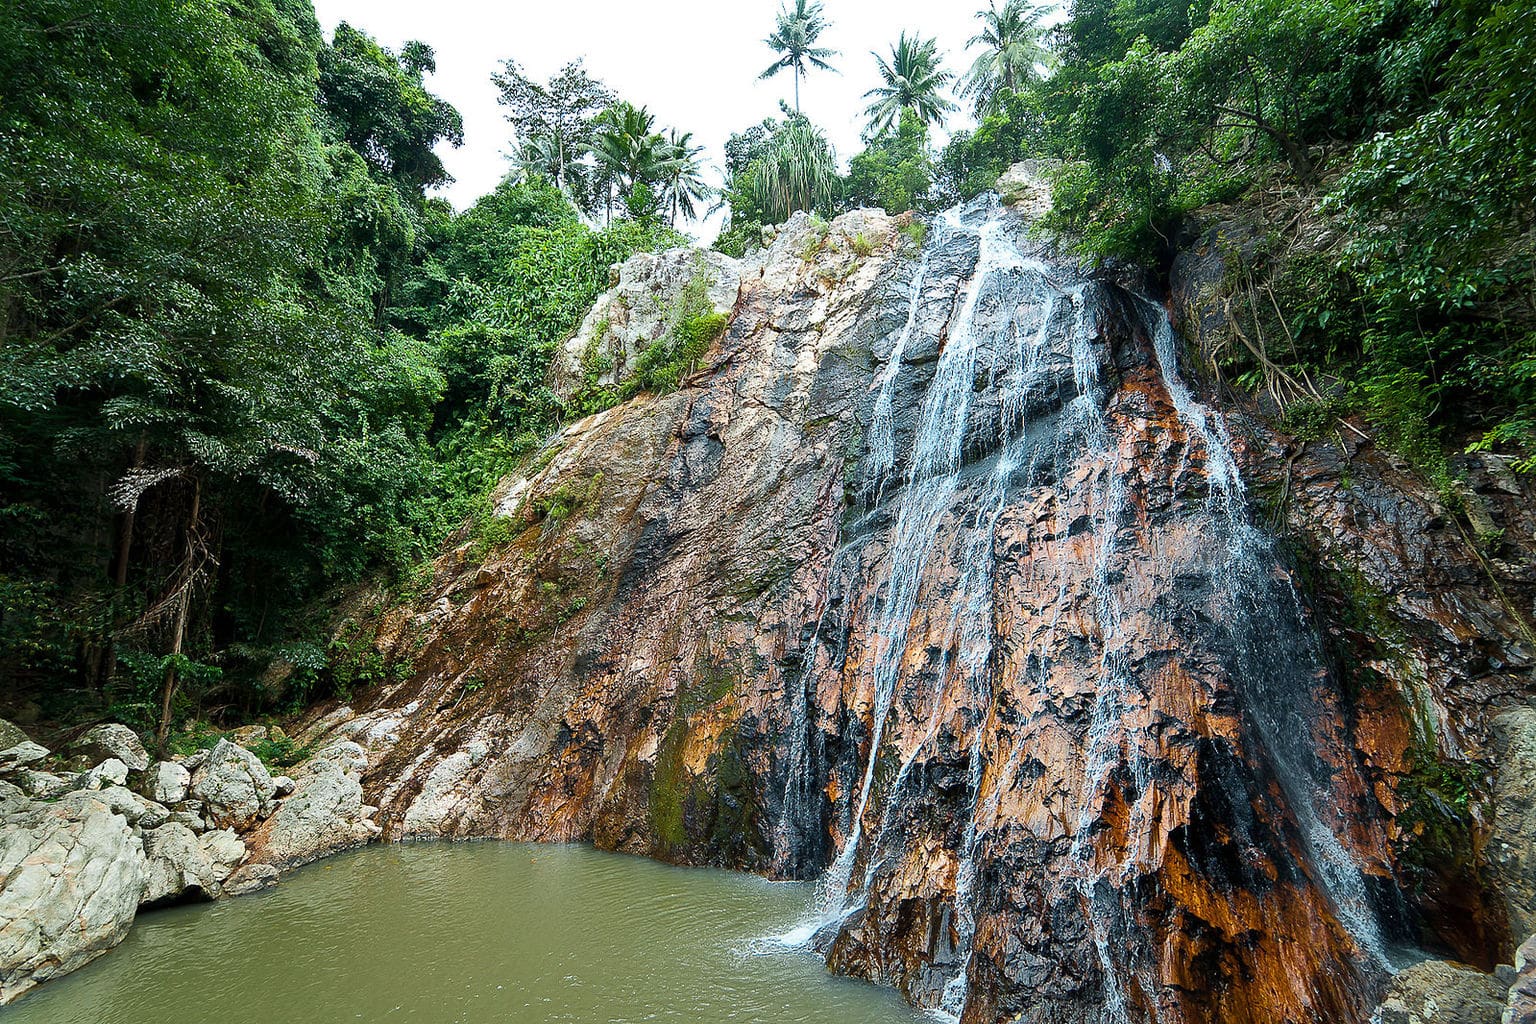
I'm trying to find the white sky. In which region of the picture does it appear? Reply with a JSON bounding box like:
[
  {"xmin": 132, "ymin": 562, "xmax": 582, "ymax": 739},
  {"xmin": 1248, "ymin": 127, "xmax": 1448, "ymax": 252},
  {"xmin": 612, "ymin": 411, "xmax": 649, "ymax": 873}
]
[{"xmin": 310, "ymin": 0, "xmax": 988, "ymax": 237}]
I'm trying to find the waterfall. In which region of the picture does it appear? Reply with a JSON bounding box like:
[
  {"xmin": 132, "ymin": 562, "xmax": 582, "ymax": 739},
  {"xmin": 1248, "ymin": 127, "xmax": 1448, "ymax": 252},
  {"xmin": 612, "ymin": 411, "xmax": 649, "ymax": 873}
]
[
  {"xmin": 829, "ymin": 204, "xmax": 1046, "ymax": 903},
  {"xmin": 1141, "ymin": 306, "xmax": 1393, "ymax": 967},
  {"xmin": 774, "ymin": 195, "xmax": 1391, "ymax": 1020}
]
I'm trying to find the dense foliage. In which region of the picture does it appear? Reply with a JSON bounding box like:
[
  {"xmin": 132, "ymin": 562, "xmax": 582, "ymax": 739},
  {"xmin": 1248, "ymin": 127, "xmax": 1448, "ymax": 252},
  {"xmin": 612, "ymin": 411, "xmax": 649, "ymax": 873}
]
[
  {"xmin": 1028, "ymin": 0, "xmax": 1534, "ymax": 477},
  {"xmin": 4, "ymin": 0, "xmax": 1531, "ymax": 744},
  {"xmin": 0, "ymin": 1, "xmax": 679, "ymax": 741},
  {"xmin": 719, "ymin": 0, "xmax": 1534, "ymax": 477}
]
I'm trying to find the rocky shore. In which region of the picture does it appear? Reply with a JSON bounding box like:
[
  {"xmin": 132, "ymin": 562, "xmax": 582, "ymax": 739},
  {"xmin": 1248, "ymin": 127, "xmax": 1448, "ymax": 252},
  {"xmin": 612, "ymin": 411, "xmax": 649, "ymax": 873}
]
[{"xmin": 0, "ymin": 719, "xmax": 378, "ymax": 1003}]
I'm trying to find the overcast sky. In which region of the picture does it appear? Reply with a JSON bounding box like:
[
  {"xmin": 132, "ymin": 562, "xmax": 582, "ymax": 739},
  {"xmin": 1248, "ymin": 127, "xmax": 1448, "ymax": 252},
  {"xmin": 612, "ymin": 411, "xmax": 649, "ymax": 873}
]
[{"xmin": 310, "ymin": 0, "xmax": 990, "ymax": 237}]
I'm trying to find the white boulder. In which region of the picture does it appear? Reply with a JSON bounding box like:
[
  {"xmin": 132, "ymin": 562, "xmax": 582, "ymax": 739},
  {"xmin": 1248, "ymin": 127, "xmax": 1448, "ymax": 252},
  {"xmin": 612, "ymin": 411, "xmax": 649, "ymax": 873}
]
[{"xmin": 188, "ymin": 740, "xmax": 276, "ymax": 831}]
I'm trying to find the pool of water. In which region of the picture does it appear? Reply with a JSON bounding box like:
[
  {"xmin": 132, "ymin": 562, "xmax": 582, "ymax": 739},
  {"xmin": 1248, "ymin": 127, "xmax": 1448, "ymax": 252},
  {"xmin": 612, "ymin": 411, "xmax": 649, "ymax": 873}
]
[{"xmin": 9, "ymin": 842, "xmax": 925, "ymax": 1024}]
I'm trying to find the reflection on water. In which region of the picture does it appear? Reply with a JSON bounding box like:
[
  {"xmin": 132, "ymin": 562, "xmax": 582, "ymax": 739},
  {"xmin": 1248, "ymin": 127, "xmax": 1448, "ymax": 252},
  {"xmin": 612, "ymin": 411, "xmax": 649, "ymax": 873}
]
[{"xmin": 9, "ymin": 842, "xmax": 926, "ymax": 1024}]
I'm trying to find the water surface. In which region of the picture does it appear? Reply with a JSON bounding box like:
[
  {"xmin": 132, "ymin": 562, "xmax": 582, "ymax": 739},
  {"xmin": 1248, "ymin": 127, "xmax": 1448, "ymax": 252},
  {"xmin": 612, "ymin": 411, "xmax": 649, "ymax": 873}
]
[{"xmin": 10, "ymin": 842, "xmax": 925, "ymax": 1024}]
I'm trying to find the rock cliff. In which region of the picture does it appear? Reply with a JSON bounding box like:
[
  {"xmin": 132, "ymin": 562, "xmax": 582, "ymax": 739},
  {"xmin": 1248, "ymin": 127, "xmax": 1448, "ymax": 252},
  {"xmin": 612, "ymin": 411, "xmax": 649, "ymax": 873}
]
[{"xmin": 289, "ymin": 179, "xmax": 1536, "ymax": 1024}]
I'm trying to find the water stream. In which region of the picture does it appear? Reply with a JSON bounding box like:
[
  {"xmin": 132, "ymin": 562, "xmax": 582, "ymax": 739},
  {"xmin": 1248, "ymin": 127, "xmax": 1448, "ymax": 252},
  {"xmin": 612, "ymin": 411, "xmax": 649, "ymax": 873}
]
[{"xmin": 778, "ymin": 197, "xmax": 1391, "ymax": 1019}]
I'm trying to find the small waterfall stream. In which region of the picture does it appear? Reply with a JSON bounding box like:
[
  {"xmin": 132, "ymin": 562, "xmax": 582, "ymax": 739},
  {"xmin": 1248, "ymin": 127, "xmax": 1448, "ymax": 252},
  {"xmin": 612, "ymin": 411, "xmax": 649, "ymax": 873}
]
[{"xmin": 775, "ymin": 196, "xmax": 1393, "ymax": 1021}]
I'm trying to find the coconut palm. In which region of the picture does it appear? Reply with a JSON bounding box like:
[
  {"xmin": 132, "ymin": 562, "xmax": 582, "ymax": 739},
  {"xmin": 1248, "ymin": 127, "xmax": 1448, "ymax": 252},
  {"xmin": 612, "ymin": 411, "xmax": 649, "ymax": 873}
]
[
  {"xmin": 959, "ymin": 0, "xmax": 1056, "ymax": 117},
  {"xmin": 760, "ymin": 0, "xmax": 839, "ymax": 114},
  {"xmin": 863, "ymin": 32, "xmax": 958, "ymax": 136},
  {"xmin": 513, "ymin": 134, "xmax": 563, "ymax": 183},
  {"xmin": 588, "ymin": 102, "xmax": 676, "ymax": 222},
  {"xmin": 660, "ymin": 130, "xmax": 714, "ymax": 228}
]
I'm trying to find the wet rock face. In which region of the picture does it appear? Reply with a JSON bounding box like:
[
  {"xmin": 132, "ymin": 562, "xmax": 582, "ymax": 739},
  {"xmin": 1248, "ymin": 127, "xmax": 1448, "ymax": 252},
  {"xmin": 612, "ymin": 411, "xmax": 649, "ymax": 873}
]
[
  {"xmin": 1506, "ymin": 936, "xmax": 1536, "ymax": 1024},
  {"xmin": 1492, "ymin": 712, "xmax": 1536, "ymax": 942},
  {"xmin": 316, "ymin": 189, "xmax": 1536, "ymax": 1024}
]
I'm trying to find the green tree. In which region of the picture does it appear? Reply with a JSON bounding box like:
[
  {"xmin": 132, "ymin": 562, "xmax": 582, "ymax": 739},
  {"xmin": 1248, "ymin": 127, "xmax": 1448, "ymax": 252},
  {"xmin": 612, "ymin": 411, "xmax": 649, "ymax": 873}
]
[
  {"xmin": 712, "ymin": 120, "xmax": 779, "ymax": 256},
  {"xmin": 492, "ymin": 58, "xmax": 613, "ymax": 201},
  {"xmin": 0, "ymin": 1, "xmax": 453, "ymax": 738},
  {"xmin": 935, "ymin": 88, "xmax": 1048, "ymax": 202},
  {"xmin": 863, "ymin": 32, "xmax": 959, "ymax": 135},
  {"xmin": 760, "ymin": 0, "xmax": 840, "ymax": 114},
  {"xmin": 588, "ymin": 102, "xmax": 678, "ymax": 224},
  {"xmin": 318, "ymin": 24, "xmax": 463, "ymax": 196},
  {"xmin": 513, "ymin": 135, "xmax": 564, "ymax": 184},
  {"xmin": 959, "ymin": 1, "xmax": 1056, "ymax": 117},
  {"xmin": 660, "ymin": 130, "xmax": 715, "ymax": 228},
  {"xmin": 846, "ymin": 110, "xmax": 934, "ymax": 215},
  {"xmin": 752, "ymin": 117, "xmax": 841, "ymax": 224}
]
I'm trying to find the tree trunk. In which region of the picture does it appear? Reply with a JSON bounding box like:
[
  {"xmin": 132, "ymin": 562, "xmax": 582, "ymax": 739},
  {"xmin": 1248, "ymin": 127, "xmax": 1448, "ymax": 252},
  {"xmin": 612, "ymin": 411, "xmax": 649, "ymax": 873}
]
[
  {"xmin": 794, "ymin": 67, "xmax": 801, "ymax": 114},
  {"xmin": 154, "ymin": 476, "xmax": 200, "ymax": 756},
  {"xmin": 93, "ymin": 435, "xmax": 146, "ymax": 697}
]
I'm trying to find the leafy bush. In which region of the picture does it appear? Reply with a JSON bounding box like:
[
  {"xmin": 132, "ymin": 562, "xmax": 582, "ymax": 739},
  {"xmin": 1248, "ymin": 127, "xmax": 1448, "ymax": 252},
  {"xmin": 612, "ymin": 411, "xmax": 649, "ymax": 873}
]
[
  {"xmin": 845, "ymin": 110, "xmax": 934, "ymax": 215},
  {"xmin": 625, "ymin": 272, "xmax": 730, "ymax": 396}
]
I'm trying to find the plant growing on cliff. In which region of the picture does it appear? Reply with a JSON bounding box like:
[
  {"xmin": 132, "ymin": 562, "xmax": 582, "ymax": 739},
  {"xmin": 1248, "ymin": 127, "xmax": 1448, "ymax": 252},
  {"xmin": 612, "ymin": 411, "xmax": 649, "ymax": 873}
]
[
  {"xmin": 625, "ymin": 271, "xmax": 730, "ymax": 395},
  {"xmin": 844, "ymin": 110, "xmax": 935, "ymax": 215},
  {"xmin": 753, "ymin": 117, "xmax": 842, "ymax": 224}
]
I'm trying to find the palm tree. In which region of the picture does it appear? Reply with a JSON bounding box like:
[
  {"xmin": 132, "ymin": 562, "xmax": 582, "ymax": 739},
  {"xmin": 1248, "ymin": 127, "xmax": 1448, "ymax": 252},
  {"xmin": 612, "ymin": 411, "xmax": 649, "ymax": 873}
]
[
  {"xmin": 513, "ymin": 134, "xmax": 563, "ymax": 183},
  {"xmin": 588, "ymin": 102, "xmax": 676, "ymax": 222},
  {"xmin": 660, "ymin": 130, "xmax": 714, "ymax": 228},
  {"xmin": 959, "ymin": 0, "xmax": 1055, "ymax": 117},
  {"xmin": 760, "ymin": 0, "xmax": 839, "ymax": 114},
  {"xmin": 863, "ymin": 32, "xmax": 958, "ymax": 136},
  {"xmin": 752, "ymin": 118, "xmax": 839, "ymax": 222}
]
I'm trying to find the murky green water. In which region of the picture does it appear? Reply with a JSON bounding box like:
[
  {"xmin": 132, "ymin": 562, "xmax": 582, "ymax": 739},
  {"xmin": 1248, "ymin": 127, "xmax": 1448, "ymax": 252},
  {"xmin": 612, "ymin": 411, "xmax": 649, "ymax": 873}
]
[{"xmin": 9, "ymin": 842, "xmax": 925, "ymax": 1024}]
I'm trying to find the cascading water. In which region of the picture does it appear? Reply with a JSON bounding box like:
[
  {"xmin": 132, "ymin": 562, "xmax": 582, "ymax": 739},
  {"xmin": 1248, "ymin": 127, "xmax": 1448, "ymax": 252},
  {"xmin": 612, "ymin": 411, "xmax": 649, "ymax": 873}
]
[
  {"xmin": 1142, "ymin": 305, "xmax": 1395, "ymax": 968},
  {"xmin": 774, "ymin": 194, "xmax": 1396, "ymax": 1022}
]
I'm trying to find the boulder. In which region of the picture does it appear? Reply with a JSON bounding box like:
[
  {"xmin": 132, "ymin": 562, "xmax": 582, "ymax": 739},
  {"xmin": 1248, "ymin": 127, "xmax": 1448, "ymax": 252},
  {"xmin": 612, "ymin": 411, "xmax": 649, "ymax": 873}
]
[
  {"xmin": 14, "ymin": 769, "xmax": 75, "ymax": 800},
  {"xmin": 311, "ymin": 739, "xmax": 367, "ymax": 775},
  {"xmin": 67, "ymin": 724, "xmax": 149, "ymax": 773},
  {"xmin": 995, "ymin": 159, "xmax": 1059, "ymax": 218},
  {"xmin": 242, "ymin": 741, "xmax": 379, "ymax": 870},
  {"xmin": 141, "ymin": 823, "xmax": 231, "ymax": 905},
  {"xmin": 147, "ymin": 760, "xmax": 191, "ymax": 805},
  {"xmin": 222, "ymin": 863, "xmax": 279, "ymax": 896},
  {"xmin": 228, "ymin": 725, "xmax": 268, "ymax": 749},
  {"xmin": 83, "ymin": 758, "xmax": 129, "ymax": 789},
  {"xmin": 188, "ymin": 740, "xmax": 276, "ymax": 831},
  {"xmin": 198, "ymin": 829, "xmax": 246, "ymax": 877},
  {"xmin": 0, "ymin": 719, "xmax": 30, "ymax": 753},
  {"xmin": 169, "ymin": 810, "xmax": 204, "ymax": 835},
  {"xmin": 1374, "ymin": 959, "xmax": 1509, "ymax": 1024},
  {"xmin": 0, "ymin": 783, "xmax": 28, "ymax": 818},
  {"xmin": 0, "ymin": 742, "xmax": 48, "ymax": 775},
  {"xmin": 0, "ymin": 790, "xmax": 147, "ymax": 1003},
  {"xmin": 87, "ymin": 786, "xmax": 169, "ymax": 830}
]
